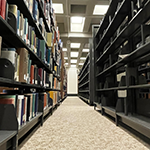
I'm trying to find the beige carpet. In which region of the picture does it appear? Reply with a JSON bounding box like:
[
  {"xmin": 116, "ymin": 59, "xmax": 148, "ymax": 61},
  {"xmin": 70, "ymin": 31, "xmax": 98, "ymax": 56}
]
[{"xmin": 20, "ymin": 97, "xmax": 149, "ymax": 150}]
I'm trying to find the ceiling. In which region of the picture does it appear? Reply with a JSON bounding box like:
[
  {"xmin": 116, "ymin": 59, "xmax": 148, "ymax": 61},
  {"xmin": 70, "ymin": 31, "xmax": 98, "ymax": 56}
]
[{"xmin": 52, "ymin": 0, "xmax": 110, "ymax": 69}]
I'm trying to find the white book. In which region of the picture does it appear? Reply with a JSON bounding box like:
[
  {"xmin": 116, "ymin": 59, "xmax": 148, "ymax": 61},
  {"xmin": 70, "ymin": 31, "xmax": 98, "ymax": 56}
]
[{"xmin": 17, "ymin": 95, "xmax": 24, "ymax": 127}]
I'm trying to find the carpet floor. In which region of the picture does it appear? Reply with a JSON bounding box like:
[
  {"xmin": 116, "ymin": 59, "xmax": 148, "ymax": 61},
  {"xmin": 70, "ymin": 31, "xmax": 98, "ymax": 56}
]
[{"xmin": 20, "ymin": 97, "xmax": 149, "ymax": 150}]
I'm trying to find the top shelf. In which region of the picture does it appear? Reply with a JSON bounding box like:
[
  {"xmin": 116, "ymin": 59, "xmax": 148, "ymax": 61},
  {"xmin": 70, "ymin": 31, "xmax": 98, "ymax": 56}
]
[
  {"xmin": 95, "ymin": 0, "xmax": 119, "ymax": 38},
  {"xmin": 36, "ymin": 0, "xmax": 51, "ymax": 32},
  {"xmin": 0, "ymin": 17, "xmax": 52, "ymax": 73},
  {"xmin": 78, "ymin": 53, "xmax": 90, "ymax": 76},
  {"xmin": 96, "ymin": 0, "xmax": 130, "ymax": 51},
  {"xmin": 7, "ymin": 0, "xmax": 50, "ymax": 50},
  {"xmin": 7, "ymin": 0, "xmax": 51, "ymax": 33},
  {"xmin": 96, "ymin": 1, "xmax": 150, "ymax": 64}
]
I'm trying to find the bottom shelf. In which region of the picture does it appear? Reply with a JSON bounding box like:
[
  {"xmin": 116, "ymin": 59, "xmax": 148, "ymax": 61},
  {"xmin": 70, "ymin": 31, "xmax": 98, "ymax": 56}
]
[
  {"xmin": 94, "ymin": 102, "xmax": 101, "ymax": 110},
  {"xmin": 0, "ymin": 131, "xmax": 17, "ymax": 149},
  {"xmin": 43, "ymin": 106, "xmax": 52, "ymax": 117},
  {"xmin": 79, "ymin": 95, "xmax": 89, "ymax": 103},
  {"xmin": 93, "ymin": 102, "xmax": 150, "ymax": 138},
  {"xmin": 18, "ymin": 113, "xmax": 43, "ymax": 139},
  {"xmin": 117, "ymin": 112, "xmax": 150, "ymax": 138},
  {"xmin": 102, "ymin": 106, "xmax": 116, "ymax": 118}
]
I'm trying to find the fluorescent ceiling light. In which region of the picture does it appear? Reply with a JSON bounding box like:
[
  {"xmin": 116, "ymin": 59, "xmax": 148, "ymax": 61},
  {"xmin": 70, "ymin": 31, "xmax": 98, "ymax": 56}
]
[
  {"xmin": 71, "ymin": 17, "xmax": 83, "ymax": 23},
  {"xmin": 71, "ymin": 59, "xmax": 77, "ymax": 63},
  {"xmin": 80, "ymin": 57, "xmax": 86, "ymax": 60},
  {"xmin": 71, "ymin": 17, "xmax": 85, "ymax": 32},
  {"xmin": 65, "ymin": 63, "xmax": 68, "ymax": 65},
  {"xmin": 79, "ymin": 63, "xmax": 84, "ymax": 65},
  {"xmin": 71, "ymin": 43, "xmax": 80, "ymax": 48},
  {"xmin": 64, "ymin": 57, "xmax": 68, "ymax": 59},
  {"xmin": 52, "ymin": 3, "xmax": 64, "ymax": 14},
  {"xmin": 63, "ymin": 48, "xmax": 67, "ymax": 51},
  {"xmin": 93, "ymin": 5, "xmax": 109, "ymax": 15},
  {"xmin": 71, "ymin": 65, "xmax": 76, "ymax": 67},
  {"xmin": 83, "ymin": 49, "xmax": 89, "ymax": 52},
  {"xmin": 71, "ymin": 52, "xmax": 79, "ymax": 57}
]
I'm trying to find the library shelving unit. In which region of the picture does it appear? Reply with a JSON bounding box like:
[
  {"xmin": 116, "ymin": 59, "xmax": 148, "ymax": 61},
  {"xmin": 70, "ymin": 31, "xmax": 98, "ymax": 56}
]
[
  {"xmin": 78, "ymin": 53, "xmax": 91, "ymax": 104},
  {"xmin": 0, "ymin": 0, "xmax": 67, "ymax": 149},
  {"xmin": 93, "ymin": 0, "xmax": 150, "ymax": 140}
]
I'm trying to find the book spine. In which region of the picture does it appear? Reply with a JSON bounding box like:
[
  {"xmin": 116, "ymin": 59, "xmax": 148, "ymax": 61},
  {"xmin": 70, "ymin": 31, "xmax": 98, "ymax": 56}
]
[
  {"xmin": 32, "ymin": 94, "xmax": 35, "ymax": 117},
  {"xmin": 29, "ymin": 94, "xmax": 33, "ymax": 120},
  {"xmin": 21, "ymin": 98, "xmax": 24, "ymax": 125},
  {"xmin": 0, "ymin": 0, "xmax": 6, "ymax": 19},
  {"xmin": 30, "ymin": 65, "xmax": 34, "ymax": 84}
]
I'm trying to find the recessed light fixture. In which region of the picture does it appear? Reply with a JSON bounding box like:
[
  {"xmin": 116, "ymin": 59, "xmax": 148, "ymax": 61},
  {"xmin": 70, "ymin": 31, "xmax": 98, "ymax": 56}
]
[
  {"xmin": 71, "ymin": 52, "xmax": 79, "ymax": 57},
  {"xmin": 82, "ymin": 49, "xmax": 89, "ymax": 52},
  {"xmin": 63, "ymin": 48, "xmax": 67, "ymax": 51},
  {"xmin": 80, "ymin": 57, "xmax": 86, "ymax": 60},
  {"xmin": 71, "ymin": 43, "xmax": 81, "ymax": 48},
  {"xmin": 79, "ymin": 63, "xmax": 84, "ymax": 65},
  {"xmin": 64, "ymin": 57, "xmax": 68, "ymax": 59},
  {"xmin": 71, "ymin": 59, "xmax": 77, "ymax": 63},
  {"xmin": 52, "ymin": 3, "xmax": 64, "ymax": 14},
  {"xmin": 71, "ymin": 16, "xmax": 85, "ymax": 32},
  {"xmin": 65, "ymin": 63, "xmax": 68, "ymax": 65},
  {"xmin": 71, "ymin": 17, "xmax": 83, "ymax": 23},
  {"xmin": 93, "ymin": 5, "xmax": 109, "ymax": 15},
  {"xmin": 71, "ymin": 65, "xmax": 76, "ymax": 67}
]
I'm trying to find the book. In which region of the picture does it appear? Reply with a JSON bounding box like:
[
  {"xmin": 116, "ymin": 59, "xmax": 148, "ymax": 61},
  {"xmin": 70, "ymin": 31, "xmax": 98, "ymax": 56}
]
[
  {"xmin": 34, "ymin": 65, "xmax": 38, "ymax": 85},
  {"xmin": 27, "ymin": 57, "xmax": 32, "ymax": 83},
  {"xmin": 16, "ymin": 48, "xmax": 29, "ymax": 83},
  {"xmin": 25, "ymin": 94, "xmax": 31, "ymax": 121},
  {"xmin": 29, "ymin": 0, "xmax": 33, "ymax": 14},
  {"xmin": 0, "ymin": 0, "xmax": 6, "ymax": 19},
  {"xmin": 23, "ymin": 96, "xmax": 28, "ymax": 124},
  {"xmin": 29, "ymin": 94, "xmax": 33, "ymax": 120},
  {"xmin": 5, "ymin": 1, "xmax": 8, "ymax": 21},
  {"xmin": 21, "ymin": 97, "xmax": 24, "ymax": 125},
  {"xmin": 38, "ymin": 68, "xmax": 43, "ymax": 86},
  {"xmin": 40, "ymin": 40, "xmax": 45, "ymax": 61},
  {"xmin": 47, "ymin": 33, "xmax": 53, "ymax": 47},
  {"xmin": 32, "ymin": 94, "xmax": 35, "ymax": 118},
  {"xmin": 30, "ymin": 65, "xmax": 34, "ymax": 84},
  {"xmin": 20, "ymin": 13, "xmax": 24, "ymax": 38},
  {"xmin": 0, "ymin": 36, "xmax": 2, "ymax": 57},
  {"xmin": 43, "ymin": 93, "xmax": 47, "ymax": 110},
  {"xmin": 7, "ymin": 5, "xmax": 17, "ymax": 32},
  {"xmin": 17, "ymin": 10, "xmax": 20, "ymax": 35},
  {"xmin": 33, "ymin": 0, "xmax": 38, "ymax": 22},
  {"xmin": 14, "ymin": 52, "xmax": 19, "ymax": 81},
  {"xmin": 49, "ymin": 74, "xmax": 53, "ymax": 88},
  {"xmin": 0, "ymin": 95, "xmax": 16, "ymax": 106},
  {"xmin": 23, "ymin": 18, "xmax": 28, "ymax": 43},
  {"xmin": 35, "ymin": 93, "xmax": 38, "ymax": 116},
  {"xmin": 17, "ymin": 95, "xmax": 24, "ymax": 126}
]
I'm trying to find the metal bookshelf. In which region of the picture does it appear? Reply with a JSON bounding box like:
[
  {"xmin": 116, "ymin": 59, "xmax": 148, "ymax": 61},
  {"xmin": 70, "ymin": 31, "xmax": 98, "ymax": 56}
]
[
  {"xmin": 92, "ymin": 0, "xmax": 150, "ymax": 140},
  {"xmin": 0, "ymin": 0, "xmax": 67, "ymax": 149}
]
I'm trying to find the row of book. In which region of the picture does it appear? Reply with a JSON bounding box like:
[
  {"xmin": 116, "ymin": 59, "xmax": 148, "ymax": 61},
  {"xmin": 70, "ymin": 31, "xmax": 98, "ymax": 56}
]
[
  {"xmin": 0, "ymin": 1, "xmax": 56, "ymax": 47},
  {"xmin": 0, "ymin": 2, "xmax": 62, "ymax": 67},
  {"xmin": 0, "ymin": 47, "xmax": 56, "ymax": 87},
  {"xmin": 0, "ymin": 92, "xmax": 52, "ymax": 127}
]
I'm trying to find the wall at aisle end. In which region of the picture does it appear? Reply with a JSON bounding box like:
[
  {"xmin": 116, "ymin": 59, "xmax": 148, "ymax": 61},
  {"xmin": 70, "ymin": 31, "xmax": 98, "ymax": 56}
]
[{"xmin": 67, "ymin": 67, "xmax": 78, "ymax": 94}]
